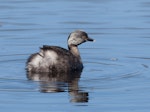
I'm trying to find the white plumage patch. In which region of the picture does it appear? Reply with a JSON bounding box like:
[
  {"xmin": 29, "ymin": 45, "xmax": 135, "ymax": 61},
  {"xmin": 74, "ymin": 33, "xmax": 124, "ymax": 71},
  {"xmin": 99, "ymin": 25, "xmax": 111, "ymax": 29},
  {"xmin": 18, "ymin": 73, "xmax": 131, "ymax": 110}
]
[
  {"xmin": 37, "ymin": 50, "xmax": 58, "ymax": 69},
  {"xmin": 27, "ymin": 50, "xmax": 58, "ymax": 72},
  {"xmin": 44, "ymin": 51, "xmax": 58, "ymax": 64},
  {"xmin": 28, "ymin": 55, "xmax": 42, "ymax": 68}
]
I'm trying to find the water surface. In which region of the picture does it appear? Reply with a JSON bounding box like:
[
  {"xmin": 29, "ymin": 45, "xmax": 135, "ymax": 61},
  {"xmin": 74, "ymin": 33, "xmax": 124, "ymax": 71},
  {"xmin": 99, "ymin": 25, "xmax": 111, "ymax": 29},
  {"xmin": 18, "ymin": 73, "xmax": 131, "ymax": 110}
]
[{"xmin": 0, "ymin": 0, "xmax": 150, "ymax": 112}]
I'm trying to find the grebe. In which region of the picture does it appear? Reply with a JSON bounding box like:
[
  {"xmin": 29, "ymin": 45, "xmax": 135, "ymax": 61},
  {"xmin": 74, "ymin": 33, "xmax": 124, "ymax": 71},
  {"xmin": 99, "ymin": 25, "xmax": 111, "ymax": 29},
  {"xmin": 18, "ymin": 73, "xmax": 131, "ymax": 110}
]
[{"xmin": 26, "ymin": 30, "xmax": 94, "ymax": 74}]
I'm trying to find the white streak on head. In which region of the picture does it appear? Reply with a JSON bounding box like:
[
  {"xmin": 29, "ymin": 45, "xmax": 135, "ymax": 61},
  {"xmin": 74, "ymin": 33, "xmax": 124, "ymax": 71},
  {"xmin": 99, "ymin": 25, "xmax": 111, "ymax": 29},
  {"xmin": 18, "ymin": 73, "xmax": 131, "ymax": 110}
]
[{"xmin": 68, "ymin": 33, "xmax": 83, "ymax": 46}]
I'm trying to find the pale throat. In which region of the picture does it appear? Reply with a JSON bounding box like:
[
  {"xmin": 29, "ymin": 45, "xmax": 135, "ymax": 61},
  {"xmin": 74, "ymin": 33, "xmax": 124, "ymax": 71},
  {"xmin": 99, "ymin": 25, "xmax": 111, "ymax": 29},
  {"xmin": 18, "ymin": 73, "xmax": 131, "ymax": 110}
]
[{"xmin": 68, "ymin": 45, "xmax": 81, "ymax": 59}]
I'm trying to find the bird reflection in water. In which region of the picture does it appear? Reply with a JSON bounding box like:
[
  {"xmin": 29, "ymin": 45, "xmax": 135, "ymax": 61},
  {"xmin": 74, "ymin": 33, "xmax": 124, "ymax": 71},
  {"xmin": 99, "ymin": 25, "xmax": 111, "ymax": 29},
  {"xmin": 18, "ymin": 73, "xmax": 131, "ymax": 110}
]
[{"xmin": 27, "ymin": 71, "xmax": 89, "ymax": 103}]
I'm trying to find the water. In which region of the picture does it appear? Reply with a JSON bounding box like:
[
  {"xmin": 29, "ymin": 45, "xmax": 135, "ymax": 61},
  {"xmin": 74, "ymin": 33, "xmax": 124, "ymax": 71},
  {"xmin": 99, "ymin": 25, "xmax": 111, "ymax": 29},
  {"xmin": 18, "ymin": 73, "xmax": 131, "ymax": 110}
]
[{"xmin": 0, "ymin": 0, "xmax": 150, "ymax": 111}]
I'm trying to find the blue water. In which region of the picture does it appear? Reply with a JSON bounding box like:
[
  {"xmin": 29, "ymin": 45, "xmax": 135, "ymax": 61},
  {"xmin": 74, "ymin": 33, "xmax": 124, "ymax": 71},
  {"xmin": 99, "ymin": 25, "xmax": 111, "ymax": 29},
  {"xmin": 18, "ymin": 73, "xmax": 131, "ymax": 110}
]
[{"xmin": 0, "ymin": 0, "xmax": 150, "ymax": 112}]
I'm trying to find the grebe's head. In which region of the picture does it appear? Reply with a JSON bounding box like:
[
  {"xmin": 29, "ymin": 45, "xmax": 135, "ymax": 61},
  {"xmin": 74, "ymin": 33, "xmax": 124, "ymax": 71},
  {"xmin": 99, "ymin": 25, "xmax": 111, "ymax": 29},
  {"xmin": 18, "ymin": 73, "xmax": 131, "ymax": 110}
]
[{"xmin": 68, "ymin": 30, "xmax": 94, "ymax": 47}]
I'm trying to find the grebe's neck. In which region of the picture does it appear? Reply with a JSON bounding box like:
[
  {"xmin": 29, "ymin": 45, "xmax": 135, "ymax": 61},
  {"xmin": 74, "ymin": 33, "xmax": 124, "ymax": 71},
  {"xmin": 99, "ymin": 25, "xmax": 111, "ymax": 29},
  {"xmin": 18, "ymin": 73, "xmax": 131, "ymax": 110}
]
[{"xmin": 68, "ymin": 45, "xmax": 81, "ymax": 59}]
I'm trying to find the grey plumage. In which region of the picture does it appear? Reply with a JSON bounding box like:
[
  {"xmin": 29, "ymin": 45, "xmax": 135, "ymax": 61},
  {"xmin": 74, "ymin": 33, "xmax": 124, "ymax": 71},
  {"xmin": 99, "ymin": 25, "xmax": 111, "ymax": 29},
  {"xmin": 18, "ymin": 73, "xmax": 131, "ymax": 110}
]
[{"xmin": 26, "ymin": 30, "xmax": 94, "ymax": 79}]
